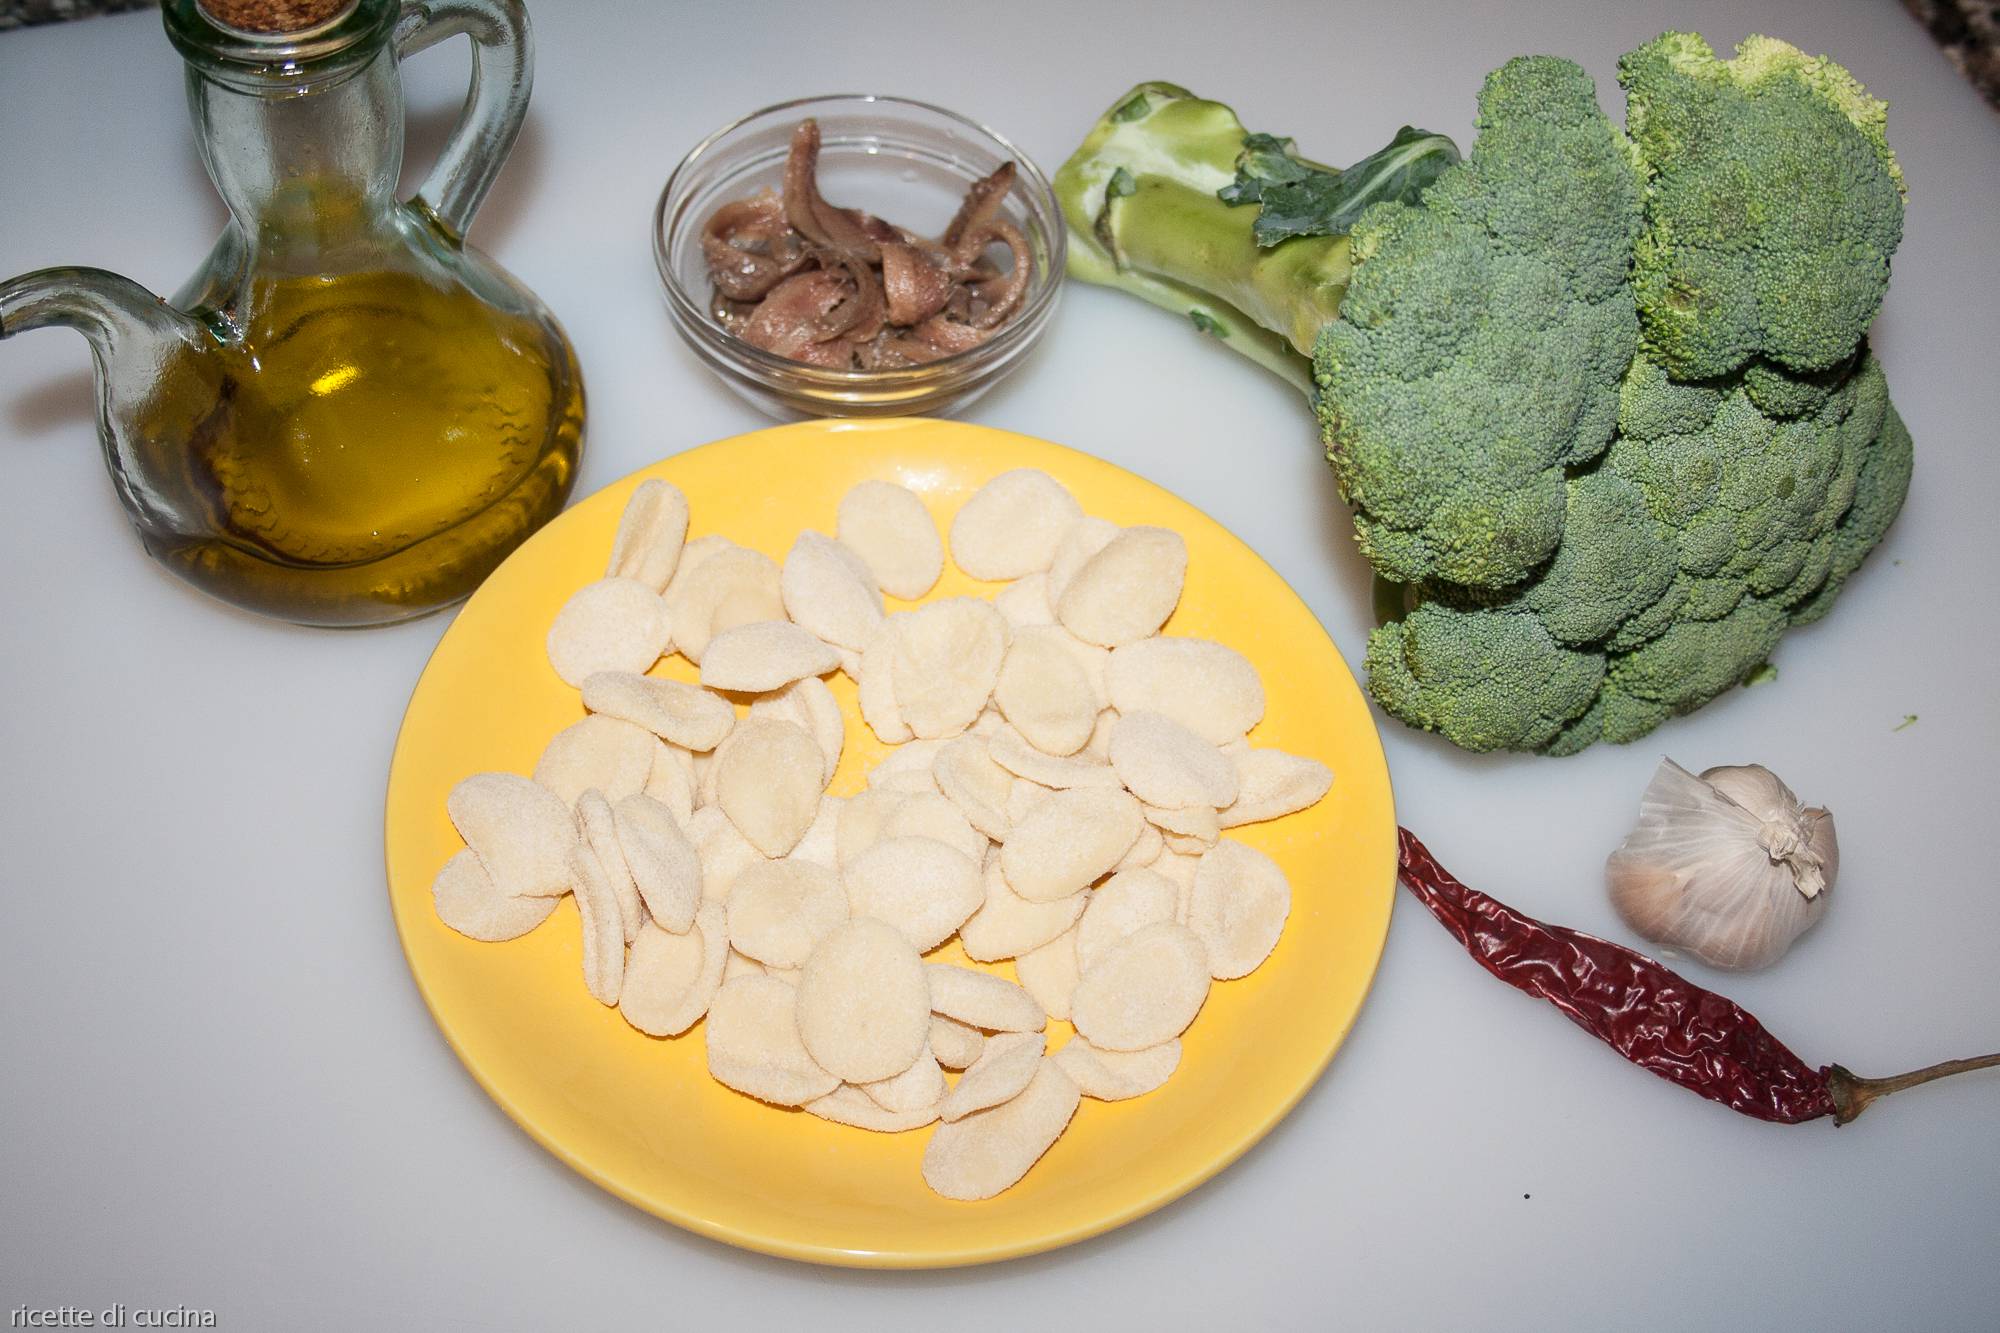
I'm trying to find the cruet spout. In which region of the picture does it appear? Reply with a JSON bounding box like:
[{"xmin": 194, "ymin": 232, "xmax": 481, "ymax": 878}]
[
  {"xmin": 0, "ymin": 265, "xmax": 225, "ymax": 557},
  {"xmin": 0, "ymin": 266, "xmax": 209, "ymax": 368}
]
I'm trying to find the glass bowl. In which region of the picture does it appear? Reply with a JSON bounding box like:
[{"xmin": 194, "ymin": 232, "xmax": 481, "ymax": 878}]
[{"xmin": 654, "ymin": 94, "xmax": 1064, "ymax": 420}]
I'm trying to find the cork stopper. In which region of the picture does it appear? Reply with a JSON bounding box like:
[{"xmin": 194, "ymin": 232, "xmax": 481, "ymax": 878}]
[{"xmin": 196, "ymin": 0, "xmax": 358, "ymax": 37}]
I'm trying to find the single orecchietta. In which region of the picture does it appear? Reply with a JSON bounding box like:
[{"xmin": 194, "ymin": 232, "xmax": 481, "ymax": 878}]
[{"xmin": 431, "ymin": 465, "xmax": 1336, "ymax": 1200}]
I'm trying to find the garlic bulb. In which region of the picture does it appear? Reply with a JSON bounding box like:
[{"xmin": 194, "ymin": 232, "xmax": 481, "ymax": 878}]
[{"xmin": 1605, "ymin": 759, "xmax": 1838, "ymax": 970}]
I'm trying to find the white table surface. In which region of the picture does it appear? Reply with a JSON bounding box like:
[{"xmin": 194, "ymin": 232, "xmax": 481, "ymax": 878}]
[{"xmin": 2, "ymin": 1, "xmax": 1995, "ymax": 1328}]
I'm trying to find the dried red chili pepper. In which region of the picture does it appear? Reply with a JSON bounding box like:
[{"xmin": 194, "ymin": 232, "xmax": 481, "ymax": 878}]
[{"xmin": 1397, "ymin": 828, "xmax": 1998, "ymax": 1124}]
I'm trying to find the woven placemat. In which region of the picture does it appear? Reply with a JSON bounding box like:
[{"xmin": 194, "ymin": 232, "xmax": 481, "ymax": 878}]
[
  {"xmin": 0, "ymin": 0, "xmax": 157, "ymax": 29},
  {"xmin": 1905, "ymin": 0, "xmax": 2000, "ymax": 109}
]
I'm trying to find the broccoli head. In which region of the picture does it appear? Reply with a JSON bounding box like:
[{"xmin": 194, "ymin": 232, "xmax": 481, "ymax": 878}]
[
  {"xmin": 1622, "ymin": 33, "xmax": 1907, "ymax": 380},
  {"xmin": 1055, "ymin": 31, "xmax": 1912, "ymax": 754},
  {"xmin": 1370, "ymin": 350, "xmax": 1908, "ymax": 753},
  {"xmin": 1314, "ymin": 56, "xmax": 1643, "ymax": 589}
]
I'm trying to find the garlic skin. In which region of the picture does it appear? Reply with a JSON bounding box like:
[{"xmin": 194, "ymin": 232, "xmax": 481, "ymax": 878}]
[{"xmin": 1606, "ymin": 760, "xmax": 1838, "ymax": 970}]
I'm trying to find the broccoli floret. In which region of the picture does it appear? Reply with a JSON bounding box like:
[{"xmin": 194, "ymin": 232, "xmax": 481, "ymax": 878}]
[
  {"xmin": 1600, "ymin": 597, "xmax": 1791, "ymax": 739},
  {"xmin": 1791, "ymin": 391, "xmax": 1913, "ymax": 624},
  {"xmin": 1829, "ymin": 406, "xmax": 1912, "ymax": 584},
  {"xmin": 1604, "ymin": 574, "xmax": 1694, "ymax": 652},
  {"xmin": 1605, "ymin": 352, "xmax": 1891, "ymax": 611},
  {"xmin": 1519, "ymin": 470, "xmax": 1678, "ymax": 645},
  {"xmin": 1314, "ymin": 57, "xmax": 1642, "ymax": 589},
  {"xmin": 1616, "ymin": 352, "xmax": 1726, "ymax": 441},
  {"xmin": 1622, "ymin": 33, "xmax": 1906, "ymax": 380},
  {"xmin": 1055, "ymin": 33, "xmax": 1911, "ymax": 754},
  {"xmin": 1541, "ymin": 698, "xmax": 1605, "ymax": 758},
  {"xmin": 1365, "ymin": 602, "xmax": 1604, "ymax": 753},
  {"xmin": 1742, "ymin": 355, "xmax": 1856, "ymax": 419},
  {"xmin": 1528, "ymin": 596, "xmax": 1784, "ymax": 752},
  {"xmin": 1371, "ymin": 351, "xmax": 1908, "ymax": 753}
]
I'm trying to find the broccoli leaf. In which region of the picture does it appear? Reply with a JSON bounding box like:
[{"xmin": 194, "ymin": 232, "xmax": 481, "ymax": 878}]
[
  {"xmin": 1222, "ymin": 125, "xmax": 1461, "ymax": 247},
  {"xmin": 1110, "ymin": 92, "xmax": 1153, "ymax": 123},
  {"xmin": 1217, "ymin": 134, "xmax": 1317, "ymax": 206}
]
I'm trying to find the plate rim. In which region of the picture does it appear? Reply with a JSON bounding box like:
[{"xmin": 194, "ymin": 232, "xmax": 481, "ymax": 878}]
[{"xmin": 383, "ymin": 417, "xmax": 1397, "ymax": 1268}]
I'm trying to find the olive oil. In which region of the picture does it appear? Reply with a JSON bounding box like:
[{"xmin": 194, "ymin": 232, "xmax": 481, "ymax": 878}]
[
  {"xmin": 0, "ymin": 0, "xmax": 580, "ymax": 626},
  {"xmin": 134, "ymin": 269, "xmax": 582, "ymax": 625}
]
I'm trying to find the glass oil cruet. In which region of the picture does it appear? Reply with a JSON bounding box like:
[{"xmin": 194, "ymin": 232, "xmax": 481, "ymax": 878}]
[{"xmin": 0, "ymin": 0, "xmax": 583, "ymax": 627}]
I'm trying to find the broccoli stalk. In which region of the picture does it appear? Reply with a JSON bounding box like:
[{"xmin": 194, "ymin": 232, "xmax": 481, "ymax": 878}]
[
  {"xmin": 1057, "ymin": 84, "xmax": 1354, "ymax": 391},
  {"xmin": 1055, "ymin": 33, "xmax": 1912, "ymax": 755}
]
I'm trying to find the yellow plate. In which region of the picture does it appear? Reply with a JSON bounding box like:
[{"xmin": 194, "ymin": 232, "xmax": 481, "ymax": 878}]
[{"xmin": 384, "ymin": 418, "xmax": 1395, "ymax": 1267}]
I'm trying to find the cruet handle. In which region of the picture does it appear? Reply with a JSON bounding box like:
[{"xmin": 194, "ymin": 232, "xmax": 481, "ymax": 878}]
[{"xmin": 393, "ymin": 0, "xmax": 533, "ymax": 241}]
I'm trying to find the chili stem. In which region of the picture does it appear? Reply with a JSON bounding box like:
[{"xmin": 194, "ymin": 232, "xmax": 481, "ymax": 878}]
[{"xmin": 1826, "ymin": 1052, "xmax": 2000, "ymax": 1125}]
